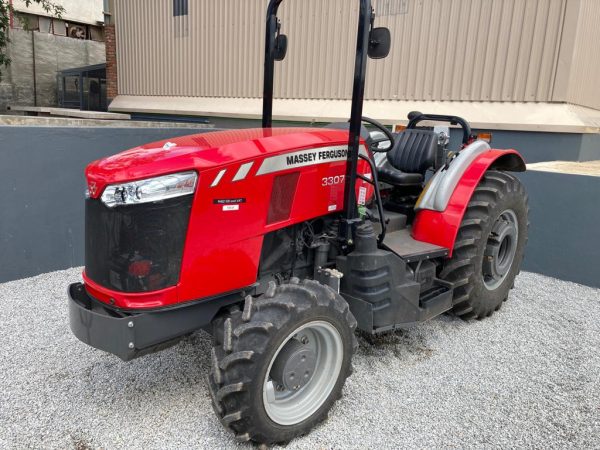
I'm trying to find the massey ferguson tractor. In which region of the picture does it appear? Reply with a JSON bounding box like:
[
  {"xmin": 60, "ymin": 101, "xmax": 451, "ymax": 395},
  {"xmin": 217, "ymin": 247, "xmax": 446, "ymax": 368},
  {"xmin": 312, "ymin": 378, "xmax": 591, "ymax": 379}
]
[{"xmin": 68, "ymin": 0, "xmax": 528, "ymax": 445}]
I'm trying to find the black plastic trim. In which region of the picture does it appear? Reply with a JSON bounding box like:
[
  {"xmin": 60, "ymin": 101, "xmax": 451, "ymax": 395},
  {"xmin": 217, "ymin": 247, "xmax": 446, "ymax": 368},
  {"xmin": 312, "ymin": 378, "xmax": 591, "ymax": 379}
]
[
  {"xmin": 344, "ymin": 278, "xmax": 453, "ymax": 334},
  {"xmin": 68, "ymin": 282, "xmax": 243, "ymax": 361}
]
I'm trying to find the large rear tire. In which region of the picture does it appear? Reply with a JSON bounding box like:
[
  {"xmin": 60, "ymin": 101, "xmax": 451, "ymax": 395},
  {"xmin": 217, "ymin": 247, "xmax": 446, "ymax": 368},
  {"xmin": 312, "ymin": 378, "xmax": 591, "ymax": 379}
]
[
  {"xmin": 207, "ymin": 279, "xmax": 357, "ymax": 445},
  {"xmin": 439, "ymin": 170, "xmax": 529, "ymax": 319}
]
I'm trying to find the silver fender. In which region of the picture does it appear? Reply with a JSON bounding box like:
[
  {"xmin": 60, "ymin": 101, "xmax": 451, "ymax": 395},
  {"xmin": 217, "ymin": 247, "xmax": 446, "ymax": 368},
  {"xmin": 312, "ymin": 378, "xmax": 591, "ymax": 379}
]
[{"xmin": 416, "ymin": 140, "xmax": 491, "ymax": 212}]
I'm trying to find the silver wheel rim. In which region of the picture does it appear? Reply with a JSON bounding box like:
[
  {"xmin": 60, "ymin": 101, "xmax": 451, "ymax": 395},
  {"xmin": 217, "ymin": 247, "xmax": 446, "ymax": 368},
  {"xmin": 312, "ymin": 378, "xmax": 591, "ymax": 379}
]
[
  {"xmin": 483, "ymin": 209, "xmax": 519, "ymax": 290},
  {"xmin": 262, "ymin": 320, "xmax": 343, "ymax": 426}
]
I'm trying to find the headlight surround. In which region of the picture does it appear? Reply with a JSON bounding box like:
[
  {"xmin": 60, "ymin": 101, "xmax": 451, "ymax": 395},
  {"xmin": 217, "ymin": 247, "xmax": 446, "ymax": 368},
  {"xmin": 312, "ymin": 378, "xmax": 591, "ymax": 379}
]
[{"xmin": 100, "ymin": 171, "xmax": 197, "ymax": 208}]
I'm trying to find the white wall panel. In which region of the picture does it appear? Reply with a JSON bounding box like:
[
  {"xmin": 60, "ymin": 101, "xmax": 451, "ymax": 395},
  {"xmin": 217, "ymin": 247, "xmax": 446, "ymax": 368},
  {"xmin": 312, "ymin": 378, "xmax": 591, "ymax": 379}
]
[{"xmin": 115, "ymin": 0, "xmax": 574, "ymax": 103}]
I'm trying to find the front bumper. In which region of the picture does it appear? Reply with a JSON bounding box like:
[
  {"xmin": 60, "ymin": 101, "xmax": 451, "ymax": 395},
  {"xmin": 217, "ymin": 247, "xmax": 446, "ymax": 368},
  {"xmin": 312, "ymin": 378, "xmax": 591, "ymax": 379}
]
[{"xmin": 68, "ymin": 282, "xmax": 239, "ymax": 361}]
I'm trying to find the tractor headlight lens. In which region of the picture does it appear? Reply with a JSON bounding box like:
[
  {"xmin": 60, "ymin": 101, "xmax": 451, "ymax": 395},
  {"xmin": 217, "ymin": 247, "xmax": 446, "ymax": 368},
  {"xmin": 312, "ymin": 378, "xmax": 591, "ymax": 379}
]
[{"xmin": 100, "ymin": 171, "xmax": 197, "ymax": 208}]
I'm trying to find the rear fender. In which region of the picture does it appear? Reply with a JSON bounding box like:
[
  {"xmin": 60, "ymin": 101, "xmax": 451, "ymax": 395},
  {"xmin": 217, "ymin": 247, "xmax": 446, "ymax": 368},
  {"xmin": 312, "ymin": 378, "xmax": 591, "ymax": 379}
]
[{"xmin": 412, "ymin": 148, "xmax": 525, "ymax": 256}]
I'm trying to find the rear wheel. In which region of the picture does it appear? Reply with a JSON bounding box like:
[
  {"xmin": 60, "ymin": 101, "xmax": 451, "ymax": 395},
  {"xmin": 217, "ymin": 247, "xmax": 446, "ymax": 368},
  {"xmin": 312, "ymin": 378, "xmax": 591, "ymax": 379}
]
[
  {"xmin": 440, "ymin": 170, "xmax": 529, "ymax": 319},
  {"xmin": 207, "ymin": 279, "xmax": 357, "ymax": 445}
]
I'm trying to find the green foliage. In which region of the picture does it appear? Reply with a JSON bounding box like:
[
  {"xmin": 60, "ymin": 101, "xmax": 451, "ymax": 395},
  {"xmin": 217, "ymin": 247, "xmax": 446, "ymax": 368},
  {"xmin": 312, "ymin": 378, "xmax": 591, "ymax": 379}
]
[
  {"xmin": 0, "ymin": 1, "xmax": 10, "ymax": 74},
  {"xmin": 0, "ymin": 0, "xmax": 65, "ymax": 80}
]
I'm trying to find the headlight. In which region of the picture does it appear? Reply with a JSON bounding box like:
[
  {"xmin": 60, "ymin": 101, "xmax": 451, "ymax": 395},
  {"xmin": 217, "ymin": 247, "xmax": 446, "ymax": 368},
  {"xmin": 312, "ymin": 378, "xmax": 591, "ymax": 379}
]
[{"xmin": 100, "ymin": 171, "xmax": 197, "ymax": 208}]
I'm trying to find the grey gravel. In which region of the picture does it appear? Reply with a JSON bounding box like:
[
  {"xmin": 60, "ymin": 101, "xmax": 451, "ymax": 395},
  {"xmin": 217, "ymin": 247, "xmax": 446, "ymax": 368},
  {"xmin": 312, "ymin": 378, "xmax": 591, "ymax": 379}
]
[{"xmin": 0, "ymin": 268, "xmax": 599, "ymax": 449}]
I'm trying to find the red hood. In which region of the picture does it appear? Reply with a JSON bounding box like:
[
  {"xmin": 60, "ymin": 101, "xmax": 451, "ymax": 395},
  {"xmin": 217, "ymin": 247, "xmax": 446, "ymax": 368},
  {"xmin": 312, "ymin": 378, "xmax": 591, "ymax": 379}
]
[{"xmin": 86, "ymin": 127, "xmax": 351, "ymax": 197}]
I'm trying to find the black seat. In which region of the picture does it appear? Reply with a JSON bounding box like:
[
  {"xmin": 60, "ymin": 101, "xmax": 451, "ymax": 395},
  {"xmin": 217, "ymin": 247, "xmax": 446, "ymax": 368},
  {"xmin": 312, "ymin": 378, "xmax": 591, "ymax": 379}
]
[{"xmin": 378, "ymin": 129, "xmax": 439, "ymax": 186}]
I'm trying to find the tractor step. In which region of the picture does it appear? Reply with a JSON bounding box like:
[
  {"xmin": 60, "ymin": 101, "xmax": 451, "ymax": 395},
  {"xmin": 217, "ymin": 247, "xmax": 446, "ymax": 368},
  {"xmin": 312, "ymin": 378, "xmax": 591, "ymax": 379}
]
[
  {"xmin": 339, "ymin": 222, "xmax": 453, "ymax": 335},
  {"xmin": 374, "ymin": 279, "xmax": 453, "ymax": 332},
  {"xmin": 417, "ymin": 279, "xmax": 454, "ymax": 321},
  {"xmin": 344, "ymin": 278, "xmax": 453, "ymax": 334},
  {"xmin": 382, "ymin": 228, "xmax": 449, "ymax": 263}
]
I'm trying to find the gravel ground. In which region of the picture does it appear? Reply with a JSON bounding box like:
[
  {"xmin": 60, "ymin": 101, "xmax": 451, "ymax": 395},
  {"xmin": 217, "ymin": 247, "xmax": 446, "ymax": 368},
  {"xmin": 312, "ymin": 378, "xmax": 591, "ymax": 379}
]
[{"xmin": 0, "ymin": 268, "xmax": 598, "ymax": 449}]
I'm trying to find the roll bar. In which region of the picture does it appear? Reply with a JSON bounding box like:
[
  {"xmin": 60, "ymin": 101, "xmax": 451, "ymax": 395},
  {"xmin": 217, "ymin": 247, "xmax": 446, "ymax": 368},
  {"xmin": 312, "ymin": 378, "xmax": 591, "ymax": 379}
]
[
  {"xmin": 406, "ymin": 112, "xmax": 474, "ymax": 145},
  {"xmin": 262, "ymin": 0, "xmax": 375, "ymax": 241}
]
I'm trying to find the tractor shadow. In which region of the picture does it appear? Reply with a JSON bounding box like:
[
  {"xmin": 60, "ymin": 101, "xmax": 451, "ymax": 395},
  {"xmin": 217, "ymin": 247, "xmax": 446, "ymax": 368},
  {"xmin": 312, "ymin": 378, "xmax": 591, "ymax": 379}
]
[
  {"xmin": 357, "ymin": 329, "xmax": 434, "ymax": 361},
  {"xmin": 355, "ymin": 314, "xmax": 463, "ymax": 362},
  {"xmin": 77, "ymin": 314, "xmax": 465, "ymax": 399},
  {"xmin": 77, "ymin": 329, "xmax": 214, "ymax": 398}
]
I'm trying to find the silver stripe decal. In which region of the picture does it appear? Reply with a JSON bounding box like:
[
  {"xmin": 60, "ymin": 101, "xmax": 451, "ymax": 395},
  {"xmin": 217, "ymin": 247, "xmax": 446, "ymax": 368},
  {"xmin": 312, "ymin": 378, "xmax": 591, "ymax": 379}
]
[
  {"xmin": 232, "ymin": 162, "xmax": 254, "ymax": 181},
  {"xmin": 256, "ymin": 145, "xmax": 368, "ymax": 176},
  {"xmin": 210, "ymin": 169, "xmax": 227, "ymax": 187}
]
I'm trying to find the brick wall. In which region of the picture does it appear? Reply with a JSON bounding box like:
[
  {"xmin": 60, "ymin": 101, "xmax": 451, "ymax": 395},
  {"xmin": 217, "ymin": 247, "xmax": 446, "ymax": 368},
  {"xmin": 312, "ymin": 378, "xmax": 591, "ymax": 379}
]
[{"xmin": 105, "ymin": 24, "xmax": 117, "ymax": 101}]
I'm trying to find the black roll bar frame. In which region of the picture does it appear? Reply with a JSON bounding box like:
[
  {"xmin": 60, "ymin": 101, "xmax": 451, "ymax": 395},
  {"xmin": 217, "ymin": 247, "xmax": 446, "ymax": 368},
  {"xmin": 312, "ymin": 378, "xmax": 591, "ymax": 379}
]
[{"xmin": 262, "ymin": 0, "xmax": 374, "ymax": 243}]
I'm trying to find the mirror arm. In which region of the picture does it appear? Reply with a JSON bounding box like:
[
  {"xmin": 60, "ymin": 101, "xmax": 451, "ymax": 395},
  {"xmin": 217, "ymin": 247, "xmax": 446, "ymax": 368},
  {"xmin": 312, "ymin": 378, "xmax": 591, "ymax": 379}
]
[{"xmin": 262, "ymin": 0, "xmax": 284, "ymax": 128}]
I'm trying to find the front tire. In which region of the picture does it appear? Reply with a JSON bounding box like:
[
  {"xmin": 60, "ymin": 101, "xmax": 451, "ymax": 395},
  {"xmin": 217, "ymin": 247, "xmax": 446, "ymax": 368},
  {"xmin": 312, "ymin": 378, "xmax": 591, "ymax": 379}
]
[
  {"xmin": 440, "ymin": 170, "xmax": 529, "ymax": 319},
  {"xmin": 207, "ymin": 279, "xmax": 357, "ymax": 445}
]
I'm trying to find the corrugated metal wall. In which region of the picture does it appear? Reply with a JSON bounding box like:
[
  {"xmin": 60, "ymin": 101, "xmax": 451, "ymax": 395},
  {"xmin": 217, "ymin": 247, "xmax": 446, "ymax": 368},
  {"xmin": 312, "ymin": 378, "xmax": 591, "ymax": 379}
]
[
  {"xmin": 115, "ymin": 0, "xmax": 572, "ymax": 103},
  {"xmin": 365, "ymin": 0, "xmax": 566, "ymax": 102},
  {"xmin": 565, "ymin": 0, "xmax": 600, "ymax": 110},
  {"xmin": 116, "ymin": 0, "xmax": 265, "ymax": 97}
]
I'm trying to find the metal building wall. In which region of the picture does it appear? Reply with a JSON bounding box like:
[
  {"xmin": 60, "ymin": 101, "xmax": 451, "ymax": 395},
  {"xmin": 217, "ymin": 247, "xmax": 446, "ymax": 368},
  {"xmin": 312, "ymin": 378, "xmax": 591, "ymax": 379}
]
[
  {"xmin": 115, "ymin": 0, "xmax": 570, "ymax": 103},
  {"xmin": 116, "ymin": 0, "xmax": 264, "ymax": 98},
  {"xmin": 565, "ymin": 0, "xmax": 600, "ymax": 110}
]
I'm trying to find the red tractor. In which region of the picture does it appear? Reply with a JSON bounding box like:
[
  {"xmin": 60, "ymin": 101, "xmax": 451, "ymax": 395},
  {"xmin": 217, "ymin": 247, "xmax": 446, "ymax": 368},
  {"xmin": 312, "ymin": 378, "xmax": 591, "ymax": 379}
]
[{"xmin": 69, "ymin": 0, "xmax": 528, "ymax": 445}]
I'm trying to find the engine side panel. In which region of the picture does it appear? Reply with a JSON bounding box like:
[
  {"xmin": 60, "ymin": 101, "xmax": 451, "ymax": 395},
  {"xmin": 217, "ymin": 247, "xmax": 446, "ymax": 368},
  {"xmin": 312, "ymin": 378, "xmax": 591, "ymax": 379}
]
[
  {"xmin": 178, "ymin": 145, "xmax": 373, "ymax": 302},
  {"xmin": 412, "ymin": 149, "xmax": 525, "ymax": 257}
]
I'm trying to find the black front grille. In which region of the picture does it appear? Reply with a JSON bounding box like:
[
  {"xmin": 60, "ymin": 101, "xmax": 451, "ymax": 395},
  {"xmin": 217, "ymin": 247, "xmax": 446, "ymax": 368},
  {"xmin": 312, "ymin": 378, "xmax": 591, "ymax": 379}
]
[{"xmin": 85, "ymin": 196, "xmax": 193, "ymax": 292}]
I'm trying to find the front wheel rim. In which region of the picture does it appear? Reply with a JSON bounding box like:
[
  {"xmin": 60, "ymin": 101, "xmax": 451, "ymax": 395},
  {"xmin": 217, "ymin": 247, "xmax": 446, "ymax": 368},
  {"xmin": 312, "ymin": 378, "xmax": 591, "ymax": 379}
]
[
  {"xmin": 262, "ymin": 320, "xmax": 343, "ymax": 426},
  {"xmin": 483, "ymin": 209, "xmax": 519, "ymax": 290}
]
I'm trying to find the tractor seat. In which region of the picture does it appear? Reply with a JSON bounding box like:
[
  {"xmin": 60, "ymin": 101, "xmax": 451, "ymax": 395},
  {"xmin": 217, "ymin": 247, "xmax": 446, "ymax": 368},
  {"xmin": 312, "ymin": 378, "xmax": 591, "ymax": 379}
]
[{"xmin": 377, "ymin": 129, "xmax": 439, "ymax": 186}]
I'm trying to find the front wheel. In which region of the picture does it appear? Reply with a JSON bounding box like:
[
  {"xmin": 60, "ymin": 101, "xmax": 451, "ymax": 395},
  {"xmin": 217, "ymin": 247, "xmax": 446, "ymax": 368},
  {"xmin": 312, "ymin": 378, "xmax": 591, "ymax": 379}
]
[
  {"xmin": 440, "ymin": 170, "xmax": 529, "ymax": 319},
  {"xmin": 207, "ymin": 279, "xmax": 357, "ymax": 445}
]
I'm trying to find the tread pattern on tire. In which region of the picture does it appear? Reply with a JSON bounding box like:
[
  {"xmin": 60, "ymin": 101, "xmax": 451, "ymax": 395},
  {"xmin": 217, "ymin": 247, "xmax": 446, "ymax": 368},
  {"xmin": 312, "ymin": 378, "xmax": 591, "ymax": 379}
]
[
  {"xmin": 207, "ymin": 279, "xmax": 357, "ymax": 444},
  {"xmin": 440, "ymin": 170, "xmax": 529, "ymax": 320}
]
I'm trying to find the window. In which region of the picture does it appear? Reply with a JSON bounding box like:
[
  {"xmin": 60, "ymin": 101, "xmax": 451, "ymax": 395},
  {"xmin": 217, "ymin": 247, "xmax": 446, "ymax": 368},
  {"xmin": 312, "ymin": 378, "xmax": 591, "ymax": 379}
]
[
  {"xmin": 377, "ymin": 0, "xmax": 409, "ymax": 16},
  {"xmin": 173, "ymin": 0, "xmax": 188, "ymax": 17},
  {"xmin": 173, "ymin": 0, "xmax": 189, "ymax": 38}
]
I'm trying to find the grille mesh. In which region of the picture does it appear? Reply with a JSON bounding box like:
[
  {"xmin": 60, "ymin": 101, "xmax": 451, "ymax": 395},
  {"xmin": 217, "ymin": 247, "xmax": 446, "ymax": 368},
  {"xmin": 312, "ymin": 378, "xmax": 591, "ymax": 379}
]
[
  {"xmin": 85, "ymin": 196, "xmax": 192, "ymax": 293},
  {"xmin": 267, "ymin": 172, "xmax": 300, "ymax": 224}
]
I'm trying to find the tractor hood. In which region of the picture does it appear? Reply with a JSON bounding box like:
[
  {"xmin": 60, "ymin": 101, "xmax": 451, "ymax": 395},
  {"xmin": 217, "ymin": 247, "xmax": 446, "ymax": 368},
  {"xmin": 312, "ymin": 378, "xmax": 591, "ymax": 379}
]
[{"xmin": 85, "ymin": 127, "xmax": 351, "ymax": 198}]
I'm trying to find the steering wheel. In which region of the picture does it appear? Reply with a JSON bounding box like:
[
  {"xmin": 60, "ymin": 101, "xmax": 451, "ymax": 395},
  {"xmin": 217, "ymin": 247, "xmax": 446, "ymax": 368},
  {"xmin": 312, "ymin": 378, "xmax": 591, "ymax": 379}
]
[{"xmin": 360, "ymin": 116, "xmax": 395, "ymax": 153}]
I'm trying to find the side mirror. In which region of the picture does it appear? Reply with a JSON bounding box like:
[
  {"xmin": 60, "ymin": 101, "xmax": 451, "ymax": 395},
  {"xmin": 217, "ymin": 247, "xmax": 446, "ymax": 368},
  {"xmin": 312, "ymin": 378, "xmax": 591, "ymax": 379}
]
[
  {"xmin": 368, "ymin": 27, "xmax": 391, "ymax": 59},
  {"xmin": 274, "ymin": 34, "xmax": 288, "ymax": 61}
]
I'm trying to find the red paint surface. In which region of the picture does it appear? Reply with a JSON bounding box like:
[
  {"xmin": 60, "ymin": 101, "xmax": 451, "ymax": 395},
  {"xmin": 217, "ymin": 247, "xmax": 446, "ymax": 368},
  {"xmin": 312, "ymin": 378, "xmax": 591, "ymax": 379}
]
[
  {"xmin": 85, "ymin": 128, "xmax": 373, "ymax": 309},
  {"xmin": 412, "ymin": 149, "xmax": 524, "ymax": 256},
  {"xmin": 82, "ymin": 273, "xmax": 179, "ymax": 309}
]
